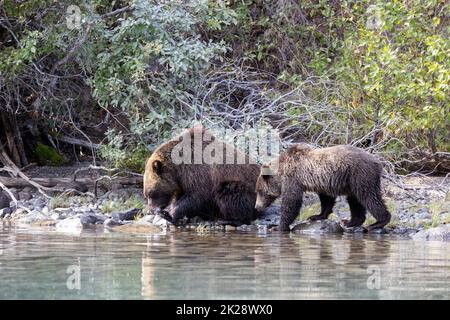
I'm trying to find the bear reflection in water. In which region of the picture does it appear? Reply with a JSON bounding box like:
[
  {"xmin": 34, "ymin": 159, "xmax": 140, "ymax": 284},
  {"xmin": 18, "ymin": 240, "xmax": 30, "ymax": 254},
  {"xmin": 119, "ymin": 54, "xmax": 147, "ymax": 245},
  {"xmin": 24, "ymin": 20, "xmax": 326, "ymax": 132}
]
[{"xmin": 140, "ymin": 233, "xmax": 397, "ymax": 299}]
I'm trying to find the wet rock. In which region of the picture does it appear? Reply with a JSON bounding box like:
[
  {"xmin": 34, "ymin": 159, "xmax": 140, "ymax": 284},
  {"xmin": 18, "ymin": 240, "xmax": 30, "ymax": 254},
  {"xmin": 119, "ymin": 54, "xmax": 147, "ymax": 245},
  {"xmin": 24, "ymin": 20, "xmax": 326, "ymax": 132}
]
[
  {"xmin": 0, "ymin": 191, "xmax": 10, "ymax": 209},
  {"xmin": 104, "ymin": 218, "xmax": 125, "ymax": 227},
  {"xmin": 237, "ymin": 224, "xmax": 258, "ymax": 232},
  {"xmin": 393, "ymin": 227, "xmax": 418, "ymax": 235},
  {"xmin": 369, "ymin": 228, "xmax": 390, "ymax": 235},
  {"xmin": 111, "ymin": 208, "xmax": 141, "ymax": 221},
  {"xmin": 151, "ymin": 215, "xmax": 171, "ymax": 229},
  {"xmin": 342, "ymin": 225, "xmax": 366, "ymax": 234},
  {"xmin": 253, "ymin": 204, "xmax": 280, "ymax": 226},
  {"xmin": 225, "ymin": 225, "xmax": 237, "ymax": 231},
  {"xmin": 56, "ymin": 213, "xmax": 106, "ymax": 230},
  {"xmin": 138, "ymin": 214, "xmax": 156, "ymax": 224},
  {"xmin": 80, "ymin": 213, "xmax": 107, "ymax": 225},
  {"xmin": 292, "ymin": 220, "xmax": 344, "ymax": 234},
  {"xmin": 55, "ymin": 217, "xmax": 85, "ymax": 230},
  {"xmin": 412, "ymin": 225, "xmax": 450, "ymax": 241},
  {"xmin": 16, "ymin": 210, "xmax": 48, "ymax": 224}
]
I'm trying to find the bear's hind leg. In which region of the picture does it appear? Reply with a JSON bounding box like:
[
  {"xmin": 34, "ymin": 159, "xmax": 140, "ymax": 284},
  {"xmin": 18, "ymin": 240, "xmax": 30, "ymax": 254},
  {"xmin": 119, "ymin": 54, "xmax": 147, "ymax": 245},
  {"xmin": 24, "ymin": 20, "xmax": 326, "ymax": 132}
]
[
  {"xmin": 309, "ymin": 193, "xmax": 336, "ymax": 221},
  {"xmin": 345, "ymin": 195, "xmax": 366, "ymax": 227},
  {"xmin": 357, "ymin": 192, "xmax": 391, "ymax": 231}
]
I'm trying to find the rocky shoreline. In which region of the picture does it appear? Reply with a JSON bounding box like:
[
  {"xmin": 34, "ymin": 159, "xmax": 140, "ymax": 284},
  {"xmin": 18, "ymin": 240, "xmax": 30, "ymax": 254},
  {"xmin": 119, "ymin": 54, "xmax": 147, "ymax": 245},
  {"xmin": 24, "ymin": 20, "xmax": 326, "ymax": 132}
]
[{"xmin": 1, "ymin": 168, "xmax": 449, "ymax": 241}]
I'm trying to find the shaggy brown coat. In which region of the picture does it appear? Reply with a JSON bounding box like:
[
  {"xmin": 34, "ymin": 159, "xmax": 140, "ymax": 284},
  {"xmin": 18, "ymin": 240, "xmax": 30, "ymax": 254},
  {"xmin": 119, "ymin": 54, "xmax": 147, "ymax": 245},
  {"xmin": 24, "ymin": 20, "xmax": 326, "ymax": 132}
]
[
  {"xmin": 255, "ymin": 144, "xmax": 391, "ymax": 231},
  {"xmin": 144, "ymin": 126, "xmax": 261, "ymax": 225}
]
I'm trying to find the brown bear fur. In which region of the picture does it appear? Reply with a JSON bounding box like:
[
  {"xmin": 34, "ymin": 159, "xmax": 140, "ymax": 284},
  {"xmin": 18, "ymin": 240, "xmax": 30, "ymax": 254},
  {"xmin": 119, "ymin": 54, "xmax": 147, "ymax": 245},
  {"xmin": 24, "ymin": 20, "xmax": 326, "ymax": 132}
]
[
  {"xmin": 255, "ymin": 143, "xmax": 391, "ymax": 231},
  {"xmin": 144, "ymin": 126, "xmax": 261, "ymax": 225}
]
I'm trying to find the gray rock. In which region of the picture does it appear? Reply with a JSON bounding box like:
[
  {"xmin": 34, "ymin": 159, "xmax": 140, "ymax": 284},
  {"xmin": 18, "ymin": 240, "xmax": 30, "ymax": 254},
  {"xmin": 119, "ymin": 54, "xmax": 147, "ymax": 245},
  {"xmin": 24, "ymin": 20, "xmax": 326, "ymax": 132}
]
[
  {"xmin": 17, "ymin": 210, "xmax": 49, "ymax": 224},
  {"xmin": 18, "ymin": 191, "xmax": 32, "ymax": 201},
  {"xmin": 393, "ymin": 227, "xmax": 418, "ymax": 235},
  {"xmin": 412, "ymin": 225, "xmax": 450, "ymax": 241},
  {"xmin": 292, "ymin": 220, "xmax": 344, "ymax": 234},
  {"xmin": 55, "ymin": 213, "xmax": 105, "ymax": 230},
  {"xmin": 237, "ymin": 224, "xmax": 258, "ymax": 232},
  {"xmin": 138, "ymin": 214, "xmax": 156, "ymax": 224},
  {"xmin": 111, "ymin": 208, "xmax": 141, "ymax": 221},
  {"xmin": 342, "ymin": 225, "xmax": 366, "ymax": 234},
  {"xmin": 104, "ymin": 218, "xmax": 125, "ymax": 227},
  {"xmin": 79, "ymin": 213, "xmax": 107, "ymax": 225},
  {"xmin": 55, "ymin": 217, "xmax": 85, "ymax": 230},
  {"xmin": 151, "ymin": 215, "xmax": 171, "ymax": 228}
]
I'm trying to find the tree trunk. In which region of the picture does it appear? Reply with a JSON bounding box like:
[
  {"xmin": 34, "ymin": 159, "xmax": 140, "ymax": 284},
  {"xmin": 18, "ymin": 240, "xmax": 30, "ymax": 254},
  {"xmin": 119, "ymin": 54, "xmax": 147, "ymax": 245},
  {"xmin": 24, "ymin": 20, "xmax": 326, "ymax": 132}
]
[{"xmin": 0, "ymin": 111, "xmax": 28, "ymax": 167}]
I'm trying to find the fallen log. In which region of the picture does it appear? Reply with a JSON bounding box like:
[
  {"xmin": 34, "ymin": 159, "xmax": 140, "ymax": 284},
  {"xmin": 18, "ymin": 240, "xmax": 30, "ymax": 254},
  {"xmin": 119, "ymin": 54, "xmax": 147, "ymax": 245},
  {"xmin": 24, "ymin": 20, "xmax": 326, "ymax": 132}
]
[
  {"xmin": 54, "ymin": 135, "xmax": 102, "ymax": 149},
  {"xmin": 0, "ymin": 176, "xmax": 143, "ymax": 188}
]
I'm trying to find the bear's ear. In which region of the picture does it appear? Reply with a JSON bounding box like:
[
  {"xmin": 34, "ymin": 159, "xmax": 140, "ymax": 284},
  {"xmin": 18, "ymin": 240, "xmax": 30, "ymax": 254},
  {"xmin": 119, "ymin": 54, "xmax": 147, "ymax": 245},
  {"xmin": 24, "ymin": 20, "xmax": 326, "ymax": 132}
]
[{"xmin": 152, "ymin": 160, "xmax": 162, "ymax": 175}]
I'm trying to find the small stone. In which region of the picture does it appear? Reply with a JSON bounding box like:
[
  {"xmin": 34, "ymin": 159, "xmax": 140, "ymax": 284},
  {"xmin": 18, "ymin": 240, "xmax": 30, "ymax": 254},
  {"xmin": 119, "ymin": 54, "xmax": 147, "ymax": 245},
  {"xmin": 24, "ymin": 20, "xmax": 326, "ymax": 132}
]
[
  {"xmin": 225, "ymin": 225, "xmax": 237, "ymax": 231},
  {"xmin": 41, "ymin": 206, "xmax": 49, "ymax": 215}
]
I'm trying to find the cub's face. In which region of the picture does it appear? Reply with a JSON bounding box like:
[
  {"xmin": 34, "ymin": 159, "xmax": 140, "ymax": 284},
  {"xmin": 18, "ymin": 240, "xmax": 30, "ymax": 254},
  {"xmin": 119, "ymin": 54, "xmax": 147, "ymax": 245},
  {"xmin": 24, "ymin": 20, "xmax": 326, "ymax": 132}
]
[
  {"xmin": 143, "ymin": 156, "xmax": 181, "ymax": 210},
  {"xmin": 254, "ymin": 170, "xmax": 281, "ymax": 212}
]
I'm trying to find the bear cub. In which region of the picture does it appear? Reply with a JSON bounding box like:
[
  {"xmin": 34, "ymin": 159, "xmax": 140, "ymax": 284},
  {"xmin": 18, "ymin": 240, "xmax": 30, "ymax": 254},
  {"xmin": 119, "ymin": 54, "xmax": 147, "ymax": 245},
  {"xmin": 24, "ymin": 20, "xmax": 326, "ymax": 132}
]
[{"xmin": 255, "ymin": 144, "xmax": 391, "ymax": 231}]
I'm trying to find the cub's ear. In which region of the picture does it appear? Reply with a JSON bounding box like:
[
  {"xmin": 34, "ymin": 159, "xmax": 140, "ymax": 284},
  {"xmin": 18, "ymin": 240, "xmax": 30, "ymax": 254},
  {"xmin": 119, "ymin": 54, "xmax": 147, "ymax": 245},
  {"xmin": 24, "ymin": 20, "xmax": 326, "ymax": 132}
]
[{"xmin": 152, "ymin": 160, "xmax": 162, "ymax": 175}]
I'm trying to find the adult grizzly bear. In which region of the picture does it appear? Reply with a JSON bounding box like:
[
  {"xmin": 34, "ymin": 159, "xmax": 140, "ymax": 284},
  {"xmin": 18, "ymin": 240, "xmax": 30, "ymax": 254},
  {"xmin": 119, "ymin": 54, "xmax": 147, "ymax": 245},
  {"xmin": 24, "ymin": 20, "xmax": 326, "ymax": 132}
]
[
  {"xmin": 254, "ymin": 144, "xmax": 391, "ymax": 231},
  {"xmin": 144, "ymin": 126, "xmax": 261, "ymax": 225}
]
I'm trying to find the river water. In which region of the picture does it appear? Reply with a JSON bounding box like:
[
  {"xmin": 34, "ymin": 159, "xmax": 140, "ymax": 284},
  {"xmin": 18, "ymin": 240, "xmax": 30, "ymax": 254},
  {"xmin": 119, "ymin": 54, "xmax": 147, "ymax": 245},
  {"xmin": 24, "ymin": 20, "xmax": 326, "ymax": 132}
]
[{"xmin": 0, "ymin": 223, "xmax": 449, "ymax": 299}]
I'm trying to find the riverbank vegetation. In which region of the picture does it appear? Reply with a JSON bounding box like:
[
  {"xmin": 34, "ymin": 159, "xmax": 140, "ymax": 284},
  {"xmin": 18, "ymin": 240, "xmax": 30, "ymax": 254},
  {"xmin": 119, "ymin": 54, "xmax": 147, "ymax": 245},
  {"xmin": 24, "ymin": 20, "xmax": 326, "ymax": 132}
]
[{"xmin": 1, "ymin": 0, "xmax": 449, "ymax": 175}]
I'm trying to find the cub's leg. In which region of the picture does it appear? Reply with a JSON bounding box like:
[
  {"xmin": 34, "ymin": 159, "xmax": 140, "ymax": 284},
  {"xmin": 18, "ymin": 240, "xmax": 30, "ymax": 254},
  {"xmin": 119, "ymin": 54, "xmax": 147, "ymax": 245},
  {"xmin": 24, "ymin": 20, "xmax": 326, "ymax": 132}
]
[
  {"xmin": 278, "ymin": 178, "xmax": 303, "ymax": 231},
  {"xmin": 344, "ymin": 195, "xmax": 367, "ymax": 227},
  {"xmin": 309, "ymin": 193, "xmax": 336, "ymax": 221}
]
